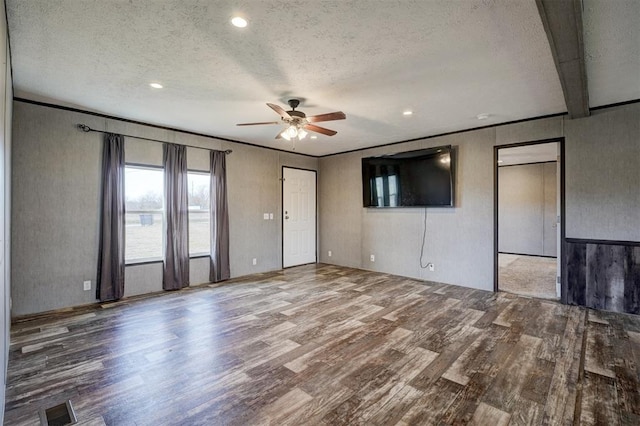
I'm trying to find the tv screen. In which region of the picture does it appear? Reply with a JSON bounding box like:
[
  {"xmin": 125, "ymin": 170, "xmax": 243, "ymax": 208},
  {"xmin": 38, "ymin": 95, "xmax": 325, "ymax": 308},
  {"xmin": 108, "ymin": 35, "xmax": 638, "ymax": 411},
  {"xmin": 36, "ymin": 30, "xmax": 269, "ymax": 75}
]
[{"xmin": 362, "ymin": 146, "xmax": 455, "ymax": 207}]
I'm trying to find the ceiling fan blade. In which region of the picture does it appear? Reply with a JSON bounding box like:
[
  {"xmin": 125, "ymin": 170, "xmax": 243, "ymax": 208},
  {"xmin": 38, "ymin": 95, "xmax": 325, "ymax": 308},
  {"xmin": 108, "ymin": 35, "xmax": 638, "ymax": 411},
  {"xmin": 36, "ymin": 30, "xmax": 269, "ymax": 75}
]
[
  {"xmin": 306, "ymin": 111, "xmax": 346, "ymax": 123},
  {"xmin": 303, "ymin": 123, "xmax": 337, "ymax": 136},
  {"xmin": 236, "ymin": 121, "xmax": 280, "ymax": 126},
  {"xmin": 266, "ymin": 103, "xmax": 292, "ymax": 119},
  {"xmin": 275, "ymin": 131, "xmax": 283, "ymax": 139}
]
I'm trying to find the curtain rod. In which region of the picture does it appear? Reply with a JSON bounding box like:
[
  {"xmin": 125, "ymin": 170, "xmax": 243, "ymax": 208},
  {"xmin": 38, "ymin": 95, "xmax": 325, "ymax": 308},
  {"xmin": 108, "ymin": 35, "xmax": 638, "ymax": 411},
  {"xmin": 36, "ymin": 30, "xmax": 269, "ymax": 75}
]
[{"xmin": 76, "ymin": 124, "xmax": 232, "ymax": 154}]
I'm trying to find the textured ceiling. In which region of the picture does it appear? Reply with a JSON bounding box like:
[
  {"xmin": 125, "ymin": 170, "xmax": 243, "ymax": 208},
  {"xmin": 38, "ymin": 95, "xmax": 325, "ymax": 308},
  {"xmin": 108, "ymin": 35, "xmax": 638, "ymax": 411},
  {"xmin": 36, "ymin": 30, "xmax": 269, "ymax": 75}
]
[{"xmin": 5, "ymin": 1, "xmax": 635, "ymax": 156}]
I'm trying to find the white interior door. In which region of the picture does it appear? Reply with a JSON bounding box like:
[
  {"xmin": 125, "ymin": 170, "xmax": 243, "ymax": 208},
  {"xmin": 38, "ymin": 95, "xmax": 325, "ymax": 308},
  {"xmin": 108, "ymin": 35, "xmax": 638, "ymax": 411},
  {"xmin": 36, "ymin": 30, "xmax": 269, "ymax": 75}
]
[{"xmin": 283, "ymin": 167, "xmax": 316, "ymax": 268}]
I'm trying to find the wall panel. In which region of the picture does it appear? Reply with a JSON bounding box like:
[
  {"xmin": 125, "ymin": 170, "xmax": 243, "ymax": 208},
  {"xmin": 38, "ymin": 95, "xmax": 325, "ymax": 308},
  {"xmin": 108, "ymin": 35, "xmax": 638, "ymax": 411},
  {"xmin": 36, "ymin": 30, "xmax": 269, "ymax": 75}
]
[
  {"xmin": 565, "ymin": 104, "xmax": 640, "ymax": 241},
  {"xmin": 9, "ymin": 96, "xmax": 640, "ymax": 319},
  {"xmin": 543, "ymin": 161, "xmax": 558, "ymax": 256},
  {"xmin": 498, "ymin": 164, "xmax": 545, "ymax": 255},
  {"xmin": 1, "ymin": 1, "xmax": 12, "ymax": 422},
  {"xmin": 320, "ymin": 129, "xmax": 495, "ymax": 290},
  {"xmin": 566, "ymin": 239, "xmax": 640, "ymax": 314},
  {"xmin": 319, "ymin": 103, "xmax": 638, "ymax": 304},
  {"xmin": 498, "ymin": 162, "xmax": 557, "ymax": 257},
  {"xmin": 11, "ymin": 102, "xmax": 317, "ymax": 316}
]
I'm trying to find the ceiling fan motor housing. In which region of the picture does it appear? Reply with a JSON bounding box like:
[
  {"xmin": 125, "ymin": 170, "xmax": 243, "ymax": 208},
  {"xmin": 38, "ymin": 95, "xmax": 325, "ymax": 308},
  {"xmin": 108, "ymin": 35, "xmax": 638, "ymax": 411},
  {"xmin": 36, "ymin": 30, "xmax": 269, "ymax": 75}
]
[
  {"xmin": 287, "ymin": 110, "xmax": 306, "ymax": 119},
  {"xmin": 288, "ymin": 99, "xmax": 301, "ymax": 109},
  {"xmin": 286, "ymin": 99, "xmax": 306, "ymax": 120}
]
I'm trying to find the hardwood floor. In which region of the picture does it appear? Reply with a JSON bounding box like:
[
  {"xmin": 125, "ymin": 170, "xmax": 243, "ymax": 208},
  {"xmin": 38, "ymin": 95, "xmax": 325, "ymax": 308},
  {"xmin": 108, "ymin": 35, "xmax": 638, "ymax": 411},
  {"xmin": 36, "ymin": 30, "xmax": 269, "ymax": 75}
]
[{"xmin": 5, "ymin": 264, "xmax": 640, "ymax": 425}]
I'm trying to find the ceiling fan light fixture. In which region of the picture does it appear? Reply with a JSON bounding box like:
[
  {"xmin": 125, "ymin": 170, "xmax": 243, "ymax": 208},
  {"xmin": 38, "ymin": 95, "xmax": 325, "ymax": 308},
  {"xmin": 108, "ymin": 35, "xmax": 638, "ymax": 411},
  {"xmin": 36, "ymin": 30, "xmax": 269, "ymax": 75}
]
[
  {"xmin": 286, "ymin": 126, "xmax": 298, "ymax": 138},
  {"xmin": 298, "ymin": 129, "xmax": 308, "ymax": 139},
  {"xmin": 281, "ymin": 130, "xmax": 291, "ymax": 141}
]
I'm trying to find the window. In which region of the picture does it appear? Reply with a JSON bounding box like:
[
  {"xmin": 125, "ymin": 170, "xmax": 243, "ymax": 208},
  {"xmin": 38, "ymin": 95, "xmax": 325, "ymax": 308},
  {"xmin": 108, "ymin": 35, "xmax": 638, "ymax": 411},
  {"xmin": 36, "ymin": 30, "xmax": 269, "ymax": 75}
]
[
  {"xmin": 125, "ymin": 166, "xmax": 164, "ymax": 263},
  {"xmin": 188, "ymin": 172, "xmax": 210, "ymax": 256}
]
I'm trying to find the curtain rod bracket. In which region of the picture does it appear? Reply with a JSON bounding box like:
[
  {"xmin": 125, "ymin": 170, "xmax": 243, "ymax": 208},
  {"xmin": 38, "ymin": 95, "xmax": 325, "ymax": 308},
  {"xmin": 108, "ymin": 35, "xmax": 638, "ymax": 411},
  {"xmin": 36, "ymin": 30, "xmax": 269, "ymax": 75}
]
[{"xmin": 77, "ymin": 124, "xmax": 91, "ymax": 132}]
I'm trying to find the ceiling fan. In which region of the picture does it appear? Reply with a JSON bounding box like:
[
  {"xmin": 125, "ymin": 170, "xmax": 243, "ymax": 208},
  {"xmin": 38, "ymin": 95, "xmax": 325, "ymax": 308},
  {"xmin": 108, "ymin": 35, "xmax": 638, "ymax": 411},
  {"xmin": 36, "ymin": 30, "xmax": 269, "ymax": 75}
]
[{"xmin": 237, "ymin": 99, "xmax": 346, "ymax": 141}]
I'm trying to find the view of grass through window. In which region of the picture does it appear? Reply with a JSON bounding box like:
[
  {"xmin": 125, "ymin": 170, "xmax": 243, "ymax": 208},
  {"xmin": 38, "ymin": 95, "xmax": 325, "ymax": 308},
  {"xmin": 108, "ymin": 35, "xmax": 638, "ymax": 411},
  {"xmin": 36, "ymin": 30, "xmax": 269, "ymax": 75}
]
[
  {"xmin": 125, "ymin": 166, "xmax": 164, "ymax": 262},
  {"xmin": 188, "ymin": 172, "xmax": 210, "ymax": 255},
  {"xmin": 124, "ymin": 167, "xmax": 211, "ymax": 262}
]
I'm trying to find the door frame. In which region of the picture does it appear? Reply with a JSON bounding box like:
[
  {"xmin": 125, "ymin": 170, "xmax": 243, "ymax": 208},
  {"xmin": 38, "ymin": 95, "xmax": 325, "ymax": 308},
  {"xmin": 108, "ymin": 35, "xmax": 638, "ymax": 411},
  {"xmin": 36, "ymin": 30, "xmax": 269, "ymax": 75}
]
[
  {"xmin": 493, "ymin": 137, "xmax": 566, "ymax": 303},
  {"xmin": 281, "ymin": 166, "xmax": 318, "ymax": 269}
]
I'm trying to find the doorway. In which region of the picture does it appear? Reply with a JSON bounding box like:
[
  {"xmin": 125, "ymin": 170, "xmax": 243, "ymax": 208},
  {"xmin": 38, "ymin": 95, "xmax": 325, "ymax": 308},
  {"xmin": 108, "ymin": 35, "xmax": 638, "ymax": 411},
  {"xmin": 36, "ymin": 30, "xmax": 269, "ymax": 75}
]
[
  {"xmin": 495, "ymin": 140, "xmax": 564, "ymax": 300},
  {"xmin": 282, "ymin": 167, "xmax": 317, "ymax": 268}
]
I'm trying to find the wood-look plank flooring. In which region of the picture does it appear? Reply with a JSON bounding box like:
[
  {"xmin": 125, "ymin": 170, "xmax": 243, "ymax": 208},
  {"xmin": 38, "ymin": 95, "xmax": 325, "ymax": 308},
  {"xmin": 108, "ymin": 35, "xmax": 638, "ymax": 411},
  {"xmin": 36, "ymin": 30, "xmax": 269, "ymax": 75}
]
[{"xmin": 4, "ymin": 264, "xmax": 640, "ymax": 425}]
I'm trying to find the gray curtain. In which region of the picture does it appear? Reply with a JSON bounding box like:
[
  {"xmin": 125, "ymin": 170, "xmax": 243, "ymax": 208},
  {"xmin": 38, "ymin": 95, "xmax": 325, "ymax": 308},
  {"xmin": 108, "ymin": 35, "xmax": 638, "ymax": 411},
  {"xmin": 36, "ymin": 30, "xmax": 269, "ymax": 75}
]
[
  {"xmin": 210, "ymin": 150, "xmax": 230, "ymax": 282},
  {"xmin": 163, "ymin": 143, "xmax": 190, "ymax": 290},
  {"xmin": 97, "ymin": 133, "xmax": 125, "ymax": 301}
]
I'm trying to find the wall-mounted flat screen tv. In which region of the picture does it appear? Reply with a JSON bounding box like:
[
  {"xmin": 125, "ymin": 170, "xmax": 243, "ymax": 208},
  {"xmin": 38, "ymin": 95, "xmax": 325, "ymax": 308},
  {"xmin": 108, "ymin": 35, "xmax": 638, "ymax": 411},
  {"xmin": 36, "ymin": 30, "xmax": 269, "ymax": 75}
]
[{"xmin": 362, "ymin": 146, "xmax": 455, "ymax": 208}]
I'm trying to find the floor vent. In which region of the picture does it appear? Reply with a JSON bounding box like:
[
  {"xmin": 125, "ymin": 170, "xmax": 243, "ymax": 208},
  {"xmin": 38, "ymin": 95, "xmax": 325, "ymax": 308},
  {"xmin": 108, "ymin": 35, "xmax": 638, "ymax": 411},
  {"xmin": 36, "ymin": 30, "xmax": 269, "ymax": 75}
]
[{"xmin": 39, "ymin": 400, "xmax": 77, "ymax": 426}]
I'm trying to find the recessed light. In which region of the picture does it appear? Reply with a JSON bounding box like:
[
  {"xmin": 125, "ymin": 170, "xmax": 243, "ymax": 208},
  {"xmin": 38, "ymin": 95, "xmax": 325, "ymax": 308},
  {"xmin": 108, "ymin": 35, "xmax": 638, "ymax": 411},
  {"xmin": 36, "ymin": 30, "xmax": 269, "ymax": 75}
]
[
  {"xmin": 310, "ymin": 135, "xmax": 317, "ymax": 139},
  {"xmin": 231, "ymin": 16, "xmax": 247, "ymax": 28},
  {"xmin": 476, "ymin": 113, "xmax": 490, "ymax": 120},
  {"xmin": 403, "ymin": 110, "xmax": 413, "ymax": 116},
  {"xmin": 497, "ymin": 160, "xmax": 504, "ymax": 164},
  {"xmin": 149, "ymin": 83, "xmax": 163, "ymax": 89}
]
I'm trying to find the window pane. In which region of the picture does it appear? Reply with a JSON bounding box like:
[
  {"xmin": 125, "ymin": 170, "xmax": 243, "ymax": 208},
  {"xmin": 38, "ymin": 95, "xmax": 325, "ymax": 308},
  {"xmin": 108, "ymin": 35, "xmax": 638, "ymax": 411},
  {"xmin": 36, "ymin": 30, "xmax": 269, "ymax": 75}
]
[
  {"xmin": 125, "ymin": 167, "xmax": 164, "ymax": 262},
  {"xmin": 188, "ymin": 172, "xmax": 210, "ymax": 255}
]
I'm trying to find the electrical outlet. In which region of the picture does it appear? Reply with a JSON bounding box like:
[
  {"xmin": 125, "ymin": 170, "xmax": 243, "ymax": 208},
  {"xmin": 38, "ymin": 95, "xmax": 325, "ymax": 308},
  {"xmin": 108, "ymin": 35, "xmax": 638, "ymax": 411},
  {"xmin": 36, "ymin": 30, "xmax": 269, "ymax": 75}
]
[
  {"xmin": 252, "ymin": 258, "xmax": 257, "ymax": 265},
  {"xmin": 328, "ymin": 250, "xmax": 332, "ymax": 257},
  {"xmin": 269, "ymin": 213, "xmax": 274, "ymax": 220},
  {"xmin": 370, "ymin": 254, "xmax": 375, "ymax": 262},
  {"xmin": 83, "ymin": 280, "xmax": 91, "ymax": 291},
  {"xmin": 428, "ymin": 263, "xmax": 435, "ymax": 272}
]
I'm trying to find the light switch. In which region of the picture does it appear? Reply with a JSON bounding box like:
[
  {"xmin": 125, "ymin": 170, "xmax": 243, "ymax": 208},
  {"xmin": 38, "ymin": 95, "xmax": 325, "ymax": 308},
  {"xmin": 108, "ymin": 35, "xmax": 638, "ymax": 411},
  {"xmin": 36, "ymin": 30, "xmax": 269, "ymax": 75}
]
[
  {"xmin": 263, "ymin": 213, "xmax": 269, "ymax": 220},
  {"xmin": 269, "ymin": 213, "xmax": 274, "ymax": 220}
]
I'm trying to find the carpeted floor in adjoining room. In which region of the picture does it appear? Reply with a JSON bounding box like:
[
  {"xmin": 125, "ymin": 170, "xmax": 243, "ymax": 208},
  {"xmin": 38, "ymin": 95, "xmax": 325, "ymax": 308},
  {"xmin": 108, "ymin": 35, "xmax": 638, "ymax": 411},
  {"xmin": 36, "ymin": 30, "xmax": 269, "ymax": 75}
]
[{"xmin": 498, "ymin": 253, "xmax": 558, "ymax": 299}]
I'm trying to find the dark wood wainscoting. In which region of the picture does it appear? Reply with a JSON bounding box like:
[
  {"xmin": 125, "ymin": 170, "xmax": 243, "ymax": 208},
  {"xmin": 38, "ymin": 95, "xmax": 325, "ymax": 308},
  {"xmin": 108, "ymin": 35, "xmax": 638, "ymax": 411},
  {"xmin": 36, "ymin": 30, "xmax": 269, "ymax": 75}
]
[{"xmin": 566, "ymin": 238, "xmax": 640, "ymax": 314}]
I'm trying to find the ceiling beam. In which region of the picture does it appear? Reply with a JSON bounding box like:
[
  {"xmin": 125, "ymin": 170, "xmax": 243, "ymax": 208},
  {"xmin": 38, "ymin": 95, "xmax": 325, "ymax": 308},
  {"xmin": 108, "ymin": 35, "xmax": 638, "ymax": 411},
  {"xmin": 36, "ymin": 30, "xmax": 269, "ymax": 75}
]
[{"xmin": 536, "ymin": 0, "xmax": 590, "ymax": 118}]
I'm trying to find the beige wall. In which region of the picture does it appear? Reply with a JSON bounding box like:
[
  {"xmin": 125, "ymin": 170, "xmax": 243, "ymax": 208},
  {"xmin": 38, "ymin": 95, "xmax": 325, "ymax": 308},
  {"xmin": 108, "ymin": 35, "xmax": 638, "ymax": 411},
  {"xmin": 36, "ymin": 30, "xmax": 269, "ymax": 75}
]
[
  {"xmin": 320, "ymin": 102, "xmax": 639, "ymax": 290},
  {"xmin": 9, "ymin": 100, "xmax": 640, "ymax": 315},
  {"xmin": 564, "ymin": 104, "xmax": 640, "ymax": 241},
  {"xmin": 320, "ymin": 128, "xmax": 497, "ymax": 290},
  {"xmin": 498, "ymin": 162, "xmax": 557, "ymax": 257},
  {"xmin": 11, "ymin": 101, "xmax": 317, "ymax": 315}
]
